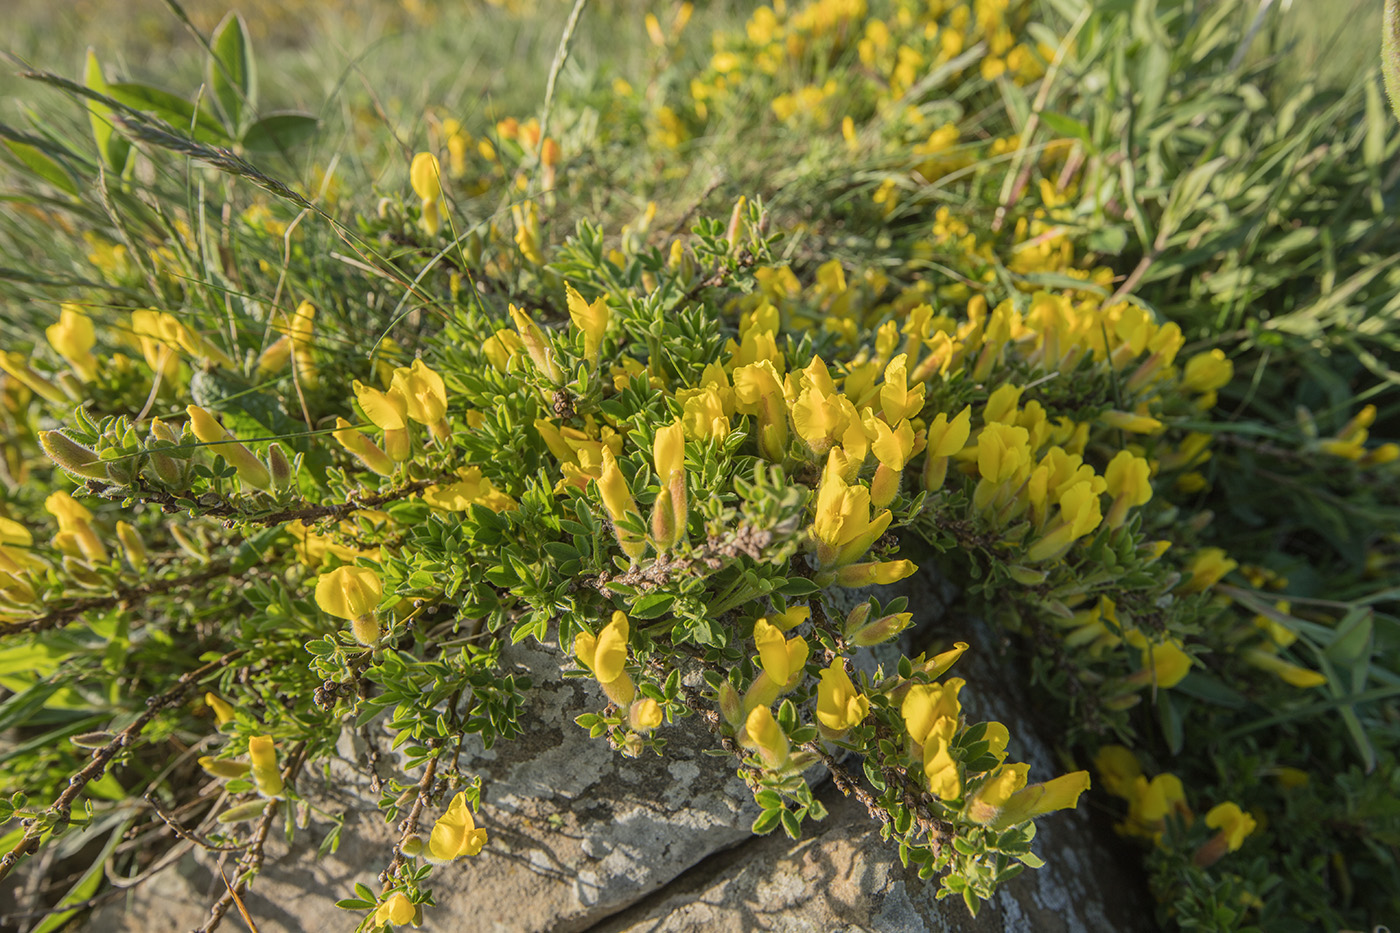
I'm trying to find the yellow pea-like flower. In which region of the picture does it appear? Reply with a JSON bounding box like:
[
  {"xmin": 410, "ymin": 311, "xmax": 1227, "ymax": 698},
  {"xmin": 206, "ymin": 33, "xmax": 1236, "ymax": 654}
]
[
  {"xmin": 411, "ymin": 151, "xmax": 443, "ymax": 236},
  {"xmin": 566, "ymin": 284, "xmax": 610, "ymax": 367},
  {"xmin": 815, "ymin": 659, "xmax": 869, "ymax": 736},
  {"xmin": 46, "ymin": 304, "xmax": 97, "ymax": 382},
  {"xmin": 248, "ymin": 735, "xmax": 284, "ymax": 798},
  {"xmin": 428, "ymin": 791, "xmax": 488, "ymax": 860},
  {"xmin": 391, "ymin": 360, "xmax": 449, "ymax": 441},
  {"xmin": 373, "ymin": 891, "xmax": 418, "ymax": 928},
  {"xmin": 315, "ymin": 565, "xmax": 383, "ymax": 646},
  {"xmin": 742, "ymin": 705, "xmax": 789, "ymax": 769},
  {"xmin": 598, "ymin": 448, "xmax": 646, "ymax": 560}
]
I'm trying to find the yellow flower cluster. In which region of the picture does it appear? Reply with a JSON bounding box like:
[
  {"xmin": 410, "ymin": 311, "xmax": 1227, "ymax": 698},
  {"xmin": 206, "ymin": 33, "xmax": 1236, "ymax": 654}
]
[
  {"xmin": 687, "ymin": 0, "xmax": 1050, "ymax": 133},
  {"xmin": 1094, "ymin": 745, "xmax": 1256, "ymax": 866}
]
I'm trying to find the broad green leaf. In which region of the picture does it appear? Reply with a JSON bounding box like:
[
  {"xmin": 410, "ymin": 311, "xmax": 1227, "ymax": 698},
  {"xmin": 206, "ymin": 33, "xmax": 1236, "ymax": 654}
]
[
  {"xmin": 241, "ymin": 113, "xmax": 319, "ymax": 154},
  {"xmin": 209, "ymin": 11, "xmax": 256, "ymax": 132},
  {"xmin": 83, "ymin": 49, "xmax": 130, "ymax": 174},
  {"xmin": 107, "ymin": 82, "xmax": 231, "ymax": 145},
  {"xmin": 1, "ymin": 138, "xmax": 79, "ymax": 196}
]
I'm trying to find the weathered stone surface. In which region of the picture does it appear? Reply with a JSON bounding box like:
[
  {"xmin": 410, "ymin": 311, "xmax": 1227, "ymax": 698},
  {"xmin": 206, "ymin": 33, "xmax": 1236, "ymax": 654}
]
[
  {"xmin": 86, "ymin": 562, "xmax": 1155, "ymax": 933},
  {"xmin": 91, "ymin": 637, "xmax": 760, "ymax": 933}
]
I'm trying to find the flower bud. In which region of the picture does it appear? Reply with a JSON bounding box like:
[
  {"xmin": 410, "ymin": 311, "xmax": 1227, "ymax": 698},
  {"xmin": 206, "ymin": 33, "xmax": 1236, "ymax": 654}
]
[
  {"xmin": 205, "ymin": 692, "xmax": 235, "ymax": 725},
  {"xmin": 186, "ymin": 405, "xmax": 272, "ymax": 491},
  {"xmin": 217, "ymin": 800, "xmax": 270, "ymax": 823},
  {"xmin": 39, "ymin": 431, "xmax": 108, "ymax": 481},
  {"xmin": 848, "ymin": 611, "xmax": 913, "ymax": 647},
  {"xmin": 266, "ymin": 443, "xmax": 295, "ymax": 491},
  {"xmin": 199, "ymin": 756, "xmax": 251, "ymax": 780},
  {"xmin": 70, "ymin": 731, "xmax": 116, "ymax": 749},
  {"xmin": 115, "ymin": 521, "xmax": 146, "ymax": 572},
  {"xmin": 401, "ymin": 835, "xmax": 424, "ymax": 857},
  {"xmin": 332, "ymin": 418, "xmax": 394, "ymax": 476},
  {"xmin": 718, "ymin": 681, "xmax": 742, "ymax": 727}
]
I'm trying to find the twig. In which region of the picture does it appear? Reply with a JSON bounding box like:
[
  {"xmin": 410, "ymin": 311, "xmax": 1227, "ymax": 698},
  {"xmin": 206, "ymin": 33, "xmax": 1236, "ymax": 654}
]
[
  {"xmin": 384, "ymin": 747, "xmax": 442, "ymax": 883},
  {"xmin": 86, "ymin": 476, "xmax": 443, "ymax": 529},
  {"xmin": 0, "ymin": 649, "xmax": 247, "ymax": 884}
]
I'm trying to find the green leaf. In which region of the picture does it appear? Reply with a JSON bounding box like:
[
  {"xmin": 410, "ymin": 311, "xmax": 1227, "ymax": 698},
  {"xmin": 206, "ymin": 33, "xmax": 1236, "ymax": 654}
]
[
  {"xmin": 83, "ymin": 49, "xmax": 130, "ymax": 174},
  {"xmin": 209, "ymin": 11, "xmax": 255, "ymax": 132},
  {"xmin": 751, "ymin": 808, "xmax": 781, "ymax": 835},
  {"xmin": 1, "ymin": 138, "xmax": 79, "ymax": 196},
  {"xmin": 107, "ymin": 82, "xmax": 230, "ymax": 144},
  {"xmin": 241, "ymin": 113, "xmax": 319, "ymax": 154}
]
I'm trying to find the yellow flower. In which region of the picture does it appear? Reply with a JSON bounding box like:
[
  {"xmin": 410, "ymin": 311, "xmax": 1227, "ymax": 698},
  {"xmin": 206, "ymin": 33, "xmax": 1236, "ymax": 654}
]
[
  {"xmin": 1100, "ymin": 410, "xmax": 1165, "ymax": 435},
  {"xmin": 46, "ymin": 304, "xmax": 97, "ymax": 382},
  {"xmin": 1119, "ymin": 772, "xmax": 1191, "ymax": 841},
  {"xmin": 1192, "ymin": 800, "xmax": 1257, "ymax": 867},
  {"xmin": 509, "ymin": 305, "xmax": 564, "ymax": 384},
  {"xmin": 566, "ymin": 284, "xmax": 610, "ymax": 366},
  {"xmin": 373, "ymin": 891, "xmax": 418, "ymax": 928},
  {"xmin": 248, "ymin": 735, "xmax": 284, "ymax": 798},
  {"xmin": 411, "ymin": 151, "xmax": 443, "ymax": 235},
  {"xmin": 879, "ymin": 354, "xmax": 926, "ymax": 424},
  {"xmin": 742, "ymin": 705, "xmax": 789, "ymax": 769},
  {"xmin": 574, "ymin": 611, "xmax": 636, "ymax": 705},
  {"xmin": 1103, "ymin": 450, "xmax": 1152, "ymax": 528},
  {"xmin": 811, "ymin": 453, "xmax": 892, "ymax": 569},
  {"xmin": 1241, "ymin": 648, "xmax": 1328, "ymax": 688},
  {"xmin": 753, "ymin": 617, "xmax": 809, "ymax": 687},
  {"xmin": 922, "ymin": 730, "xmax": 961, "ymax": 800},
  {"xmin": 429, "ymin": 791, "xmax": 488, "ymax": 860},
  {"xmin": 482, "ymin": 329, "xmax": 523, "ymax": 373},
  {"xmin": 315, "ymin": 565, "xmax": 383, "ymax": 646},
  {"xmin": 901, "ymin": 679, "xmax": 964, "ymax": 747},
  {"xmin": 732, "ymin": 361, "xmax": 788, "ymax": 461},
  {"xmin": 598, "ymin": 448, "xmax": 646, "ymax": 560},
  {"xmin": 816, "ymin": 659, "xmax": 869, "ymax": 735},
  {"xmin": 1025, "ymin": 479, "xmax": 1102, "ymax": 562},
  {"xmin": 629, "ymin": 697, "xmax": 663, "ymax": 733},
  {"xmin": 832, "ymin": 559, "xmax": 918, "ymax": 588},
  {"xmin": 922, "ymin": 405, "xmax": 972, "ymax": 490},
  {"xmin": 986, "ymin": 770, "xmax": 1092, "ymax": 829},
  {"xmin": 45, "ymin": 490, "xmax": 106, "ymax": 562},
  {"xmin": 353, "ymin": 381, "xmax": 409, "ymax": 431},
  {"xmin": 650, "ymin": 421, "xmax": 688, "ymax": 550},
  {"xmin": 1182, "ymin": 349, "xmax": 1233, "ymax": 393},
  {"xmin": 205, "ymin": 692, "xmax": 235, "ymax": 726},
  {"xmin": 332, "ymin": 417, "xmax": 395, "ymax": 476},
  {"xmin": 967, "ymin": 762, "xmax": 1030, "ymax": 824},
  {"xmin": 422, "ymin": 467, "xmax": 516, "ymax": 513},
  {"xmin": 315, "ymin": 565, "xmax": 382, "ymax": 620},
  {"xmin": 1180, "ymin": 547, "xmax": 1237, "ymax": 593},
  {"xmin": 390, "ymin": 360, "xmax": 449, "ymax": 439},
  {"xmin": 1093, "ymin": 745, "xmax": 1143, "ymax": 800},
  {"xmin": 1205, "ymin": 801, "xmax": 1256, "ymax": 852},
  {"xmin": 186, "ymin": 405, "xmax": 272, "ymax": 491},
  {"xmin": 1124, "ymin": 630, "xmax": 1193, "ymax": 689}
]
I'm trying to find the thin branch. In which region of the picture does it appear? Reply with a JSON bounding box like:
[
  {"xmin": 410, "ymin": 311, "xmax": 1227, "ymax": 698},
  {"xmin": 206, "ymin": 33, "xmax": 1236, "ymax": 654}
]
[
  {"xmin": 384, "ymin": 747, "xmax": 442, "ymax": 884},
  {"xmin": 86, "ymin": 476, "xmax": 442, "ymax": 529},
  {"xmin": 0, "ymin": 649, "xmax": 247, "ymax": 884}
]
